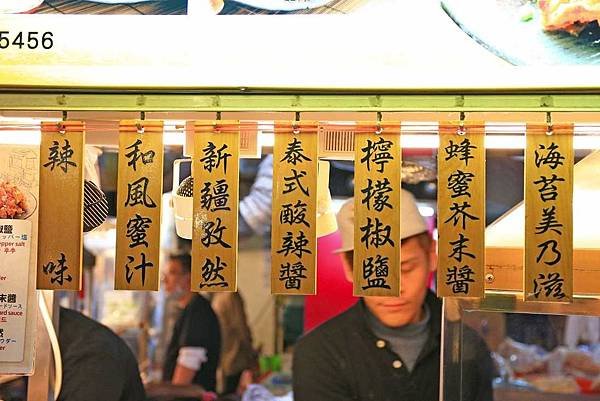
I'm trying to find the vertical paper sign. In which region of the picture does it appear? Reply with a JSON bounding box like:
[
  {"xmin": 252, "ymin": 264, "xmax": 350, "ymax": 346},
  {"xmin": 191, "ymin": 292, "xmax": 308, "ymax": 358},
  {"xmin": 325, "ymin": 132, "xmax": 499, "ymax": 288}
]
[
  {"xmin": 115, "ymin": 121, "xmax": 164, "ymax": 291},
  {"xmin": 271, "ymin": 123, "xmax": 318, "ymax": 295},
  {"xmin": 38, "ymin": 122, "xmax": 84, "ymax": 290},
  {"xmin": 192, "ymin": 121, "xmax": 239, "ymax": 292},
  {"xmin": 437, "ymin": 122, "xmax": 486, "ymax": 298},
  {"xmin": 353, "ymin": 124, "xmax": 401, "ymax": 297},
  {"xmin": 0, "ymin": 220, "xmax": 31, "ymax": 362},
  {"xmin": 525, "ymin": 124, "xmax": 573, "ymax": 302}
]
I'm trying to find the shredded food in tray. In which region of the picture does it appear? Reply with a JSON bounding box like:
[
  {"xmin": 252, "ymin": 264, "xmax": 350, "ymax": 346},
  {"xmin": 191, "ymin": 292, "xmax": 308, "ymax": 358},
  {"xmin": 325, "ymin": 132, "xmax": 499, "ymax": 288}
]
[
  {"xmin": 0, "ymin": 181, "xmax": 28, "ymax": 219},
  {"xmin": 539, "ymin": 0, "xmax": 600, "ymax": 35}
]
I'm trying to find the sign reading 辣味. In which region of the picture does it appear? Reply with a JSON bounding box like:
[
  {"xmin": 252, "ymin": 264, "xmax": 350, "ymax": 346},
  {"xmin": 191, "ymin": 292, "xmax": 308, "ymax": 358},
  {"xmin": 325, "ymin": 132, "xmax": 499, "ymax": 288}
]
[{"xmin": 38, "ymin": 121, "xmax": 84, "ymax": 290}]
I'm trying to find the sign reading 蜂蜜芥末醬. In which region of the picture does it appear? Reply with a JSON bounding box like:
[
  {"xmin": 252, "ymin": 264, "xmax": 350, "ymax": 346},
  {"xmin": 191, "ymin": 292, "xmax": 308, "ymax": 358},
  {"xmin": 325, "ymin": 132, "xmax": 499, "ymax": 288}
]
[{"xmin": 437, "ymin": 122, "xmax": 485, "ymax": 298}]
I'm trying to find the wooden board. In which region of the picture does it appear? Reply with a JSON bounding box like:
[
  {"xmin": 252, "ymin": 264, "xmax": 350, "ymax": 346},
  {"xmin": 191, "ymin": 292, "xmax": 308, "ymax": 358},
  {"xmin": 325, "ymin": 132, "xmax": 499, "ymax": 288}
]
[
  {"xmin": 353, "ymin": 124, "xmax": 401, "ymax": 297},
  {"xmin": 115, "ymin": 120, "xmax": 164, "ymax": 291},
  {"xmin": 437, "ymin": 122, "xmax": 485, "ymax": 298},
  {"xmin": 192, "ymin": 121, "xmax": 239, "ymax": 292},
  {"xmin": 37, "ymin": 121, "xmax": 84, "ymax": 290},
  {"xmin": 524, "ymin": 123, "xmax": 573, "ymax": 302},
  {"xmin": 271, "ymin": 123, "xmax": 318, "ymax": 294}
]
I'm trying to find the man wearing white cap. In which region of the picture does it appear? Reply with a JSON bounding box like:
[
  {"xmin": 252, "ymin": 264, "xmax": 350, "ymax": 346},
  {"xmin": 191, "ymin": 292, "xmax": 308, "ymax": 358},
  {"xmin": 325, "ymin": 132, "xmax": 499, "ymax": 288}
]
[{"xmin": 292, "ymin": 189, "xmax": 493, "ymax": 401}]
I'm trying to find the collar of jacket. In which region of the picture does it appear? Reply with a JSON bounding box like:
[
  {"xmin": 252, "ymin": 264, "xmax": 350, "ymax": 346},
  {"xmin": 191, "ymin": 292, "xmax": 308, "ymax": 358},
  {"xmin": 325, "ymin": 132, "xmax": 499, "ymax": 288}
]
[{"xmin": 353, "ymin": 290, "xmax": 443, "ymax": 361}]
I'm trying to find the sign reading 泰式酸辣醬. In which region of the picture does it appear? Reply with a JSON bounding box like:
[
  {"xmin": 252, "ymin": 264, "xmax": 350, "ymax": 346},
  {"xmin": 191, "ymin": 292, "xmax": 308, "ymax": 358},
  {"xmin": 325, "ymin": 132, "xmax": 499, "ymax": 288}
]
[
  {"xmin": 437, "ymin": 122, "xmax": 485, "ymax": 298},
  {"xmin": 192, "ymin": 121, "xmax": 240, "ymax": 292},
  {"xmin": 38, "ymin": 121, "xmax": 84, "ymax": 291},
  {"xmin": 353, "ymin": 123, "xmax": 401, "ymax": 297},
  {"xmin": 525, "ymin": 123, "xmax": 573, "ymax": 303},
  {"xmin": 271, "ymin": 122, "xmax": 318, "ymax": 295},
  {"xmin": 115, "ymin": 121, "xmax": 164, "ymax": 291}
]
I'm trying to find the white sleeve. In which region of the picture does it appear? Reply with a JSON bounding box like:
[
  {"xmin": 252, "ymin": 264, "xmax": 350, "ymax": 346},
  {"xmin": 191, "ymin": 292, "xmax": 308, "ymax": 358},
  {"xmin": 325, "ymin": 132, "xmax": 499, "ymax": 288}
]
[{"xmin": 176, "ymin": 346, "xmax": 208, "ymax": 371}]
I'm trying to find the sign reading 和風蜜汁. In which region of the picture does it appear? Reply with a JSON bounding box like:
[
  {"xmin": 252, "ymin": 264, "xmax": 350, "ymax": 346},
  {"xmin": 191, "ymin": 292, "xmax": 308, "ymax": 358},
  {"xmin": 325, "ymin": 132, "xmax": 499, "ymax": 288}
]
[
  {"xmin": 115, "ymin": 120, "xmax": 164, "ymax": 291},
  {"xmin": 437, "ymin": 121, "xmax": 485, "ymax": 298},
  {"xmin": 525, "ymin": 123, "xmax": 573, "ymax": 303}
]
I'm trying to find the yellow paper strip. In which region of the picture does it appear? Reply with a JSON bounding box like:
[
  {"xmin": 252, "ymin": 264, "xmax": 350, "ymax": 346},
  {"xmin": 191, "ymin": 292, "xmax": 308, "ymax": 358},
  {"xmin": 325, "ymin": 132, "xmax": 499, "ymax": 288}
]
[
  {"xmin": 437, "ymin": 122, "xmax": 486, "ymax": 298},
  {"xmin": 38, "ymin": 122, "xmax": 84, "ymax": 291},
  {"xmin": 271, "ymin": 123, "xmax": 318, "ymax": 295},
  {"xmin": 525, "ymin": 124, "xmax": 573, "ymax": 302},
  {"xmin": 192, "ymin": 121, "xmax": 239, "ymax": 292},
  {"xmin": 353, "ymin": 124, "xmax": 401, "ymax": 297},
  {"xmin": 115, "ymin": 120, "xmax": 164, "ymax": 291}
]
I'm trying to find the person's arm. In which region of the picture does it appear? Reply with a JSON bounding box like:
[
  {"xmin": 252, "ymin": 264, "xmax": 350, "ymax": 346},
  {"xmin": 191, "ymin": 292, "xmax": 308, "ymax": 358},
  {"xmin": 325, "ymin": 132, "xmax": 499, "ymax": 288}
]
[
  {"xmin": 293, "ymin": 336, "xmax": 354, "ymax": 401},
  {"xmin": 172, "ymin": 364, "xmax": 198, "ymax": 385},
  {"xmin": 172, "ymin": 303, "xmax": 220, "ymax": 386}
]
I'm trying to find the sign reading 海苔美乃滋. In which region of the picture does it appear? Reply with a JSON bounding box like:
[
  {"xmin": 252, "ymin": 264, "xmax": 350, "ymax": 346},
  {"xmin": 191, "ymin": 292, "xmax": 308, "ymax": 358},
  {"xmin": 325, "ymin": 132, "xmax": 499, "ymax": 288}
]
[
  {"xmin": 437, "ymin": 121, "xmax": 485, "ymax": 298},
  {"xmin": 353, "ymin": 123, "xmax": 401, "ymax": 297},
  {"xmin": 38, "ymin": 121, "xmax": 84, "ymax": 291},
  {"xmin": 192, "ymin": 121, "xmax": 240, "ymax": 292},
  {"xmin": 115, "ymin": 121, "xmax": 164, "ymax": 291},
  {"xmin": 271, "ymin": 122, "xmax": 318, "ymax": 295},
  {"xmin": 525, "ymin": 123, "xmax": 573, "ymax": 303}
]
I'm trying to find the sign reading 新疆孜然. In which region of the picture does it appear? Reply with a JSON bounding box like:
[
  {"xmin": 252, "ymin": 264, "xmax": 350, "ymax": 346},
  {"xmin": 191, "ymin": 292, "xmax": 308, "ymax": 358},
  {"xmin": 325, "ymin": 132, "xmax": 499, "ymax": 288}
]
[{"xmin": 192, "ymin": 121, "xmax": 240, "ymax": 292}]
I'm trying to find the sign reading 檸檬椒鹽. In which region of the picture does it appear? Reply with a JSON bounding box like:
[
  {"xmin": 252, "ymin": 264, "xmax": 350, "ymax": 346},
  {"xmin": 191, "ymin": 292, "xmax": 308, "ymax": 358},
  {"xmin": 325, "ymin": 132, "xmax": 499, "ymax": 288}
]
[{"xmin": 353, "ymin": 124, "xmax": 401, "ymax": 297}]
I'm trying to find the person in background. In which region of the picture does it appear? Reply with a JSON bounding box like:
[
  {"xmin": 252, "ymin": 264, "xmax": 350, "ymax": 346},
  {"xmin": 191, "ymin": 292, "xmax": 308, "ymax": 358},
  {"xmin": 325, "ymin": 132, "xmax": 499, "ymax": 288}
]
[
  {"xmin": 162, "ymin": 253, "xmax": 221, "ymax": 394},
  {"xmin": 58, "ymin": 307, "xmax": 146, "ymax": 401},
  {"xmin": 211, "ymin": 292, "xmax": 258, "ymax": 395},
  {"xmin": 293, "ymin": 190, "xmax": 494, "ymax": 401}
]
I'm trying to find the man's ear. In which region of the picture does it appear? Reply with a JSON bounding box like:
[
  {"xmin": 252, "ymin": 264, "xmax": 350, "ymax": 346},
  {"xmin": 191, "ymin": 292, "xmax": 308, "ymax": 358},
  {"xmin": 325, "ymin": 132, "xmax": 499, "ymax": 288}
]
[
  {"xmin": 428, "ymin": 238, "xmax": 437, "ymax": 273},
  {"xmin": 340, "ymin": 252, "xmax": 354, "ymax": 283}
]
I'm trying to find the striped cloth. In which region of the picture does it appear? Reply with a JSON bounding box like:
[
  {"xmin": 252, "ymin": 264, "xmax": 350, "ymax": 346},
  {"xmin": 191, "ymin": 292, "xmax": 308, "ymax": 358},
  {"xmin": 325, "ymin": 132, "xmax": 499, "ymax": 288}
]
[{"xmin": 83, "ymin": 180, "xmax": 108, "ymax": 233}]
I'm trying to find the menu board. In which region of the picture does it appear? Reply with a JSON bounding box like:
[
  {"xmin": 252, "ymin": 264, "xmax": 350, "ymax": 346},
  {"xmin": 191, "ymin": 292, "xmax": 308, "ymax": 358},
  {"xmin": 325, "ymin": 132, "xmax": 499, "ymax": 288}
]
[{"xmin": 0, "ymin": 144, "xmax": 38, "ymax": 374}]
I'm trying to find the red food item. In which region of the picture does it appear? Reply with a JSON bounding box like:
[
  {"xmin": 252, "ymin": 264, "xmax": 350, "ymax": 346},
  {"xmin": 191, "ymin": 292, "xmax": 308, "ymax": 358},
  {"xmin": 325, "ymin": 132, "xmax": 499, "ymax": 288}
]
[
  {"xmin": 538, "ymin": 0, "xmax": 600, "ymax": 36},
  {"xmin": 0, "ymin": 182, "xmax": 28, "ymax": 219}
]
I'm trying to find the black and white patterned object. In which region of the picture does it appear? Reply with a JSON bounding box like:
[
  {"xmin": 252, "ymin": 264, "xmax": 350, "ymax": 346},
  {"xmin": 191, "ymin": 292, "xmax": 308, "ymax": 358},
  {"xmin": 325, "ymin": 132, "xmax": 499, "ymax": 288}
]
[
  {"xmin": 83, "ymin": 180, "xmax": 108, "ymax": 233},
  {"xmin": 176, "ymin": 176, "xmax": 194, "ymax": 197}
]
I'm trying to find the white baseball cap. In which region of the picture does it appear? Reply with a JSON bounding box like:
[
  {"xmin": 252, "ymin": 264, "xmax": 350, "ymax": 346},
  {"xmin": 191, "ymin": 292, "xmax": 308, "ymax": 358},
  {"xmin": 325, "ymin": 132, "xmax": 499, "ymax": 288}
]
[{"xmin": 334, "ymin": 189, "xmax": 428, "ymax": 253}]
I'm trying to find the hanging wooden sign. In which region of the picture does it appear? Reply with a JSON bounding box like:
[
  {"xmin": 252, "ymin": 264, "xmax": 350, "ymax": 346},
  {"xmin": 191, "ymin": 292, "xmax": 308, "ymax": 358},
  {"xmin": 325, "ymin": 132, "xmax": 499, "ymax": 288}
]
[
  {"xmin": 38, "ymin": 121, "xmax": 85, "ymax": 291},
  {"xmin": 353, "ymin": 123, "xmax": 401, "ymax": 297},
  {"xmin": 524, "ymin": 123, "xmax": 573, "ymax": 302},
  {"xmin": 271, "ymin": 122, "xmax": 318, "ymax": 295},
  {"xmin": 115, "ymin": 120, "xmax": 164, "ymax": 291},
  {"xmin": 437, "ymin": 122, "xmax": 486, "ymax": 298},
  {"xmin": 192, "ymin": 121, "xmax": 239, "ymax": 292}
]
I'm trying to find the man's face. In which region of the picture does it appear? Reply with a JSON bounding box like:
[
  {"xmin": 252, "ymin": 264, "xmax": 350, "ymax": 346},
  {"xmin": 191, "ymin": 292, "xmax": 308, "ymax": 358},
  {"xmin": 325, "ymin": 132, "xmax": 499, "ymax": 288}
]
[
  {"xmin": 343, "ymin": 235, "xmax": 435, "ymax": 327},
  {"xmin": 163, "ymin": 259, "xmax": 190, "ymax": 295}
]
